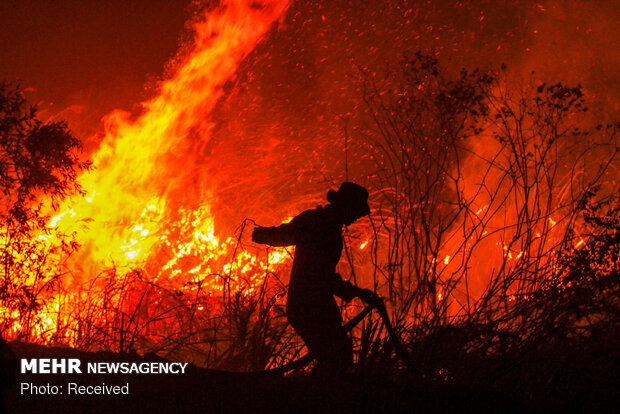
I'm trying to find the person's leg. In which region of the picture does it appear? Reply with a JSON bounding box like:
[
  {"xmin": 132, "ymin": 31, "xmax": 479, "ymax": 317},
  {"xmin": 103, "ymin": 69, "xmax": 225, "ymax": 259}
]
[
  {"xmin": 313, "ymin": 322, "xmax": 352, "ymax": 376},
  {"xmin": 289, "ymin": 298, "xmax": 352, "ymax": 376}
]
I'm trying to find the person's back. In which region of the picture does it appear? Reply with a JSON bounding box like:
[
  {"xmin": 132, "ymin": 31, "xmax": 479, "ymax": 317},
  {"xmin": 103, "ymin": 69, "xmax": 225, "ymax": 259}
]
[{"xmin": 286, "ymin": 204, "xmax": 341, "ymax": 299}]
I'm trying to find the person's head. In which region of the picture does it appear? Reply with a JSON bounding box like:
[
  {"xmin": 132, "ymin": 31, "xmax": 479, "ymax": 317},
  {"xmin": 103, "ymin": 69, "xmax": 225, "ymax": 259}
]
[{"xmin": 327, "ymin": 182, "xmax": 371, "ymax": 225}]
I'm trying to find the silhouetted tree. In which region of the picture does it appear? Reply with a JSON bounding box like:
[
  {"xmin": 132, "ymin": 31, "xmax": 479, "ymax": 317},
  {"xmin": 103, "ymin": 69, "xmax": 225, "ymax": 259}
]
[{"xmin": 0, "ymin": 82, "xmax": 91, "ymax": 341}]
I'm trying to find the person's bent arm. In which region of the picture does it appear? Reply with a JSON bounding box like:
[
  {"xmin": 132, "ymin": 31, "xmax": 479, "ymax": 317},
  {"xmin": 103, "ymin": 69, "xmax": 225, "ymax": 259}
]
[
  {"xmin": 331, "ymin": 273, "xmax": 358, "ymax": 302},
  {"xmin": 330, "ymin": 273, "xmax": 381, "ymax": 305}
]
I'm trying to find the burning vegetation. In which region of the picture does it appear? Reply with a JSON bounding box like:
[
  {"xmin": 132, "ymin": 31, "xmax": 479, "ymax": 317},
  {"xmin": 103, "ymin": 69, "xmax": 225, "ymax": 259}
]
[{"xmin": 1, "ymin": 0, "xmax": 619, "ymax": 410}]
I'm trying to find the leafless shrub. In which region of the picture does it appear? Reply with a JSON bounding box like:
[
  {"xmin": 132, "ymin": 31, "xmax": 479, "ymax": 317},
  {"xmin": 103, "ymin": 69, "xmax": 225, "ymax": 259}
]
[{"xmin": 353, "ymin": 52, "xmax": 619, "ymax": 382}]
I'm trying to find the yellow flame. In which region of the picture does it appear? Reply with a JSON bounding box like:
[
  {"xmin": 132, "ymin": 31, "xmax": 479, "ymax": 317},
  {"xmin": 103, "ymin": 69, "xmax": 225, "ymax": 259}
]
[
  {"xmin": 52, "ymin": 0, "xmax": 291, "ymax": 271},
  {"xmin": 5, "ymin": 0, "xmax": 292, "ymax": 344}
]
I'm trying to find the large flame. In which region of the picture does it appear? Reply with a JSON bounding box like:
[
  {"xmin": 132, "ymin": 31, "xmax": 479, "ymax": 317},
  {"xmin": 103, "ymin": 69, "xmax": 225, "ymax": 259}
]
[
  {"xmin": 52, "ymin": 0, "xmax": 290, "ymax": 272},
  {"xmin": 3, "ymin": 0, "xmax": 293, "ymax": 345}
]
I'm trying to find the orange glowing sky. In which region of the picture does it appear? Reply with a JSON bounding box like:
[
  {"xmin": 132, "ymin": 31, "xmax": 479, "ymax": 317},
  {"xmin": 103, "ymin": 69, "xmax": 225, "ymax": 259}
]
[{"xmin": 2, "ymin": 1, "xmax": 618, "ymax": 138}]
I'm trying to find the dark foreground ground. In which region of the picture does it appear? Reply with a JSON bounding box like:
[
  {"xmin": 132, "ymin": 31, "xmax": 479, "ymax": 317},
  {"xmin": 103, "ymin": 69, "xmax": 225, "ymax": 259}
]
[{"xmin": 3, "ymin": 341, "xmax": 617, "ymax": 414}]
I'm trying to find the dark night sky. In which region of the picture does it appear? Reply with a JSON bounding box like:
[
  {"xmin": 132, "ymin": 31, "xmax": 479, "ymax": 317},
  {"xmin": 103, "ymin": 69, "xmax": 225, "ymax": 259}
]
[{"xmin": 0, "ymin": 0, "xmax": 188, "ymax": 140}]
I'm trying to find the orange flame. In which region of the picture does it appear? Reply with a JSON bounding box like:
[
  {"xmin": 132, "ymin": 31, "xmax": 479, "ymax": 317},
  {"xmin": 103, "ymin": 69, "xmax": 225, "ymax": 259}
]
[
  {"xmin": 2, "ymin": 0, "xmax": 293, "ymax": 344},
  {"xmin": 52, "ymin": 0, "xmax": 290, "ymax": 273}
]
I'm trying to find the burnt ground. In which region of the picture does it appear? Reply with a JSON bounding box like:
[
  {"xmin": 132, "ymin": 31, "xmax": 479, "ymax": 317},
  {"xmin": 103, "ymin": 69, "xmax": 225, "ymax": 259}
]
[{"xmin": 3, "ymin": 341, "xmax": 617, "ymax": 414}]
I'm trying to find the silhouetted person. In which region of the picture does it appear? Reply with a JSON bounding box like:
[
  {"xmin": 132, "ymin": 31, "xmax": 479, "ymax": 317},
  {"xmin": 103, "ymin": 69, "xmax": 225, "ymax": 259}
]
[{"xmin": 252, "ymin": 182, "xmax": 377, "ymax": 376}]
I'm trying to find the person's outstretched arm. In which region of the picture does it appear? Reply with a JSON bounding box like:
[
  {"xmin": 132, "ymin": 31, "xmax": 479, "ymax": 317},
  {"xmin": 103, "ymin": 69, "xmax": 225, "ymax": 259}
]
[
  {"xmin": 252, "ymin": 210, "xmax": 313, "ymax": 247},
  {"xmin": 252, "ymin": 223, "xmax": 296, "ymax": 246}
]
